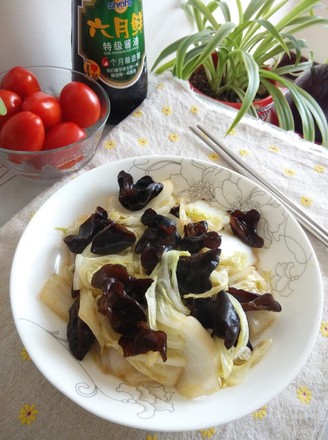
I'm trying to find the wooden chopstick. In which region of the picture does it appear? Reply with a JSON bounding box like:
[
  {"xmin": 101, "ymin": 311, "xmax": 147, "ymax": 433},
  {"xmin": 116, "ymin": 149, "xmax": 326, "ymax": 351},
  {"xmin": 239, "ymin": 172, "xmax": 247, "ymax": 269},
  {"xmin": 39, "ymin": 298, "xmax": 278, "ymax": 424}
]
[{"xmin": 190, "ymin": 124, "xmax": 328, "ymax": 248}]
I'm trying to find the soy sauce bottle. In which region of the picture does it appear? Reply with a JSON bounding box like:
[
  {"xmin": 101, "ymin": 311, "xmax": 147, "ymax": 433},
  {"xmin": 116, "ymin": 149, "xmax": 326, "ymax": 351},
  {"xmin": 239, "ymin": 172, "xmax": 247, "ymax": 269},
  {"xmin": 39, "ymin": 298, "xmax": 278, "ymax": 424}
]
[{"xmin": 72, "ymin": 0, "xmax": 148, "ymax": 124}]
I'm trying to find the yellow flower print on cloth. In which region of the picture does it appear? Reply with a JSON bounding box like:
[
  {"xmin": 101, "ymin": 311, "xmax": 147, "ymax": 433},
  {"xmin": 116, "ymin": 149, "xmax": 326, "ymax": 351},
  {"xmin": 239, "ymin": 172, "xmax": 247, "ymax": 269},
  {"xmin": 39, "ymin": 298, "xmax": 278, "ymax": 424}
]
[
  {"xmin": 268, "ymin": 145, "xmax": 280, "ymax": 153},
  {"xmin": 320, "ymin": 321, "xmax": 328, "ymax": 337},
  {"xmin": 18, "ymin": 404, "xmax": 38, "ymax": 426},
  {"xmin": 284, "ymin": 168, "xmax": 296, "ymax": 177},
  {"xmin": 133, "ymin": 109, "xmax": 144, "ymax": 118},
  {"xmin": 253, "ymin": 406, "xmax": 267, "ymax": 420},
  {"xmin": 104, "ymin": 140, "xmax": 117, "ymax": 150},
  {"xmin": 190, "ymin": 105, "xmax": 199, "ymax": 115},
  {"xmin": 239, "ymin": 149, "xmax": 250, "ymax": 157},
  {"xmin": 168, "ymin": 133, "xmax": 179, "ymax": 142},
  {"xmin": 162, "ymin": 105, "xmax": 172, "ymax": 116},
  {"xmin": 138, "ymin": 137, "xmax": 149, "ymax": 147},
  {"xmin": 199, "ymin": 427, "xmax": 217, "ymax": 438},
  {"xmin": 314, "ymin": 164, "xmax": 325, "ymax": 173},
  {"xmin": 297, "ymin": 386, "xmax": 312, "ymax": 404},
  {"xmin": 208, "ymin": 152, "xmax": 219, "ymax": 162},
  {"xmin": 146, "ymin": 435, "xmax": 158, "ymax": 440},
  {"xmin": 300, "ymin": 196, "xmax": 313, "ymax": 207},
  {"xmin": 20, "ymin": 346, "xmax": 31, "ymax": 361}
]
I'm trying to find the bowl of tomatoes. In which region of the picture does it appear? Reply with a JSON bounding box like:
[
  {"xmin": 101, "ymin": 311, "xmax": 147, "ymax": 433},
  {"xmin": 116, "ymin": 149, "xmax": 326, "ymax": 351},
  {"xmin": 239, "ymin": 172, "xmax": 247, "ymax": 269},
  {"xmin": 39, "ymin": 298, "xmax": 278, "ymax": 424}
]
[{"xmin": 0, "ymin": 66, "xmax": 110, "ymax": 180}]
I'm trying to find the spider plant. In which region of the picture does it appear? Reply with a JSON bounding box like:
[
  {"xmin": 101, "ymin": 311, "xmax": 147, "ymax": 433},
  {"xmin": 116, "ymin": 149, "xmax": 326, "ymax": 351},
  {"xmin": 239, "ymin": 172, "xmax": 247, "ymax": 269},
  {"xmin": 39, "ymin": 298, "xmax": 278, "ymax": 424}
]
[{"xmin": 152, "ymin": 0, "xmax": 328, "ymax": 146}]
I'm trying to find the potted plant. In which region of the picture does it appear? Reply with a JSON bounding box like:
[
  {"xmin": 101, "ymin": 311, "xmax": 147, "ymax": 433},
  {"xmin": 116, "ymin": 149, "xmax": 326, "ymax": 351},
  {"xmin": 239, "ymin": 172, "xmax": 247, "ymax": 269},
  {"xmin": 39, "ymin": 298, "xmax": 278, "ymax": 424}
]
[{"xmin": 152, "ymin": 0, "xmax": 328, "ymax": 146}]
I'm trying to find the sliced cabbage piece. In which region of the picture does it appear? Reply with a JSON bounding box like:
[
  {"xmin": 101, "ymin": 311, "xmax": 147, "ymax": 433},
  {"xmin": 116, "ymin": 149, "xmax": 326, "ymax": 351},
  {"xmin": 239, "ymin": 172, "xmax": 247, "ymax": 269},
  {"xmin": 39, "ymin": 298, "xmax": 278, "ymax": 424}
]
[
  {"xmin": 183, "ymin": 200, "xmax": 229, "ymax": 231},
  {"xmin": 78, "ymin": 288, "xmax": 120, "ymax": 349},
  {"xmin": 39, "ymin": 271, "xmax": 74, "ymax": 321},
  {"xmin": 148, "ymin": 298, "xmax": 220, "ymax": 395},
  {"xmin": 247, "ymin": 310, "xmax": 277, "ymax": 339},
  {"xmin": 148, "ymin": 249, "xmax": 191, "ymax": 316},
  {"xmin": 174, "ymin": 313, "xmax": 221, "ymax": 397},
  {"xmin": 96, "ymin": 345, "xmax": 151, "ymax": 385},
  {"xmin": 220, "ymin": 231, "xmax": 257, "ymax": 266},
  {"xmin": 226, "ymin": 293, "xmax": 249, "ymax": 359},
  {"xmin": 146, "ymin": 251, "xmax": 220, "ymax": 397},
  {"xmin": 73, "ymin": 252, "xmax": 141, "ymax": 291},
  {"xmin": 210, "ymin": 265, "xmax": 230, "ymax": 293},
  {"xmin": 218, "ymin": 243, "xmax": 269, "ymax": 293},
  {"xmin": 127, "ymin": 357, "xmax": 182, "ymax": 387},
  {"xmin": 223, "ymin": 339, "xmax": 272, "ymax": 387},
  {"xmin": 229, "ymin": 266, "xmax": 270, "ymax": 293}
]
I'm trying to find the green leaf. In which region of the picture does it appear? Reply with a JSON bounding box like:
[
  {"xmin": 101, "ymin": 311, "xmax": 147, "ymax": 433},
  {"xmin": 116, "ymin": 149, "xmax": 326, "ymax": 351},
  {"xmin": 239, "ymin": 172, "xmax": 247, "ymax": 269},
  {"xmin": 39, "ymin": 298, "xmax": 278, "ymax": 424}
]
[
  {"xmin": 180, "ymin": 45, "xmax": 212, "ymax": 78},
  {"xmin": 259, "ymin": 69, "xmax": 328, "ymax": 146},
  {"xmin": 256, "ymin": 38, "xmax": 309, "ymax": 65},
  {"xmin": 206, "ymin": 1, "xmax": 221, "ymax": 17},
  {"xmin": 285, "ymin": 16, "xmax": 328, "ymax": 35},
  {"xmin": 243, "ymin": 0, "xmax": 270, "ymax": 21},
  {"xmin": 175, "ymin": 30, "xmax": 213, "ymax": 78},
  {"xmin": 245, "ymin": 19, "xmax": 290, "ymax": 57},
  {"xmin": 253, "ymin": 0, "xmax": 276, "ymax": 20},
  {"xmin": 184, "ymin": 0, "xmax": 220, "ymax": 30},
  {"xmin": 151, "ymin": 35, "xmax": 191, "ymax": 72},
  {"xmin": 260, "ymin": 78, "xmax": 294, "ymax": 130},
  {"xmin": 151, "ymin": 30, "xmax": 212, "ymax": 72},
  {"xmin": 155, "ymin": 58, "xmax": 178, "ymax": 76},
  {"xmin": 226, "ymin": 19, "xmax": 259, "ymax": 49},
  {"xmin": 293, "ymin": 85, "xmax": 328, "ymax": 146},
  {"xmin": 273, "ymin": 60, "xmax": 313, "ymax": 76},
  {"xmin": 260, "ymin": 0, "xmax": 289, "ymax": 21},
  {"xmin": 242, "ymin": 0, "xmax": 287, "ymax": 46},
  {"xmin": 181, "ymin": 3, "xmax": 196, "ymax": 22},
  {"xmin": 259, "ymin": 32, "xmax": 306, "ymax": 65},
  {"xmin": 275, "ymin": 0, "xmax": 324, "ymax": 30},
  {"xmin": 253, "ymin": 0, "xmax": 324, "ymax": 59},
  {"xmin": 215, "ymin": 1, "xmax": 231, "ymax": 22},
  {"xmin": 226, "ymin": 51, "xmax": 259, "ymax": 134},
  {"xmin": 179, "ymin": 22, "xmax": 236, "ymax": 80},
  {"xmin": 0, "ymin": 97, "xmax": 7, "ymax": 116},
  {"xmin": 236, "ymin": 0, "xmax": 244, "ymax": 23}
]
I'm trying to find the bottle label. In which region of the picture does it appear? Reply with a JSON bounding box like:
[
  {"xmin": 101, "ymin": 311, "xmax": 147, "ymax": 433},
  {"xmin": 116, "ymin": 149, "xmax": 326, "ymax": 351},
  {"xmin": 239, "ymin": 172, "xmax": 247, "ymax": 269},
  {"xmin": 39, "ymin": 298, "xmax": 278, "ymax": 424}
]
[{"xmin": 78, "ymin": 0, "xmax": 146, "ymax": 89}]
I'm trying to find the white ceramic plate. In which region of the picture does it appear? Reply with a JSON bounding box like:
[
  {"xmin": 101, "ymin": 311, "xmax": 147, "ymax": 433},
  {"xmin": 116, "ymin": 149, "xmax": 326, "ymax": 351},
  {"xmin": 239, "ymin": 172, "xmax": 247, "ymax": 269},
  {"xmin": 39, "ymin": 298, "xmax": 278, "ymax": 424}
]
[{"xmin": 10, "ymin": 156, "xmax": 323, "ymax": 431}]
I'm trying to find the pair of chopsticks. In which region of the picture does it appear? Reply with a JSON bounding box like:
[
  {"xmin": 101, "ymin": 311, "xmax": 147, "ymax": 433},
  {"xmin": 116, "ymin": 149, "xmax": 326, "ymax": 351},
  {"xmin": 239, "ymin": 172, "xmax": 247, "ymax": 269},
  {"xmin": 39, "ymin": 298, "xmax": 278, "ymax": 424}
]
[{"xmin": 190, "ymin": 125, "xmax": 328, "ymax": 248}]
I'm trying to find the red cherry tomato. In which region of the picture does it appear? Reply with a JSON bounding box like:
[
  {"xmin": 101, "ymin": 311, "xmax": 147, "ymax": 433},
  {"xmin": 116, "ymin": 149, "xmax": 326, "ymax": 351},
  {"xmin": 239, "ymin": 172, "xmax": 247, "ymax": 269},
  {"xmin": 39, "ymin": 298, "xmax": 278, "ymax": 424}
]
[
  {"xmin": 43, "ymin": 122, "xmax": 86, "ymax": 150},
  {"xmin": 59, "ymin": 82, "xmax": 101, "ymax": 128},
  {"xmin": 0, "ymin": 66, "xmax": 41, "ymax": 99},
  {"xmin": 0, "ymin": 89, "xmax": 23, "ymax": 130},
  {"xmin": 22, "ymin": 91, "xmax": 62, "ymax": 130},
  {"xmin": 0, "ymin": 111, "xmax": 45, "ymax": 151}
]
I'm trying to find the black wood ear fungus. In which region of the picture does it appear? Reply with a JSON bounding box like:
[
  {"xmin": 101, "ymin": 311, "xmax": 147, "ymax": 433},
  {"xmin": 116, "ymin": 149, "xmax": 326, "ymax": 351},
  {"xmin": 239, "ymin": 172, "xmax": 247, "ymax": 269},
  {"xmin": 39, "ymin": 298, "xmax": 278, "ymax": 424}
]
[
  {"xmin": 118, "ymin": 170, "xmax": 164, "ymax": 211},
  {"xmin": 180, "ymin": 220, "xmax": 222, "ymax": 254},
  {"xmin": 229, "ymin": 209, "xmax": 264, "ymax": 248}
]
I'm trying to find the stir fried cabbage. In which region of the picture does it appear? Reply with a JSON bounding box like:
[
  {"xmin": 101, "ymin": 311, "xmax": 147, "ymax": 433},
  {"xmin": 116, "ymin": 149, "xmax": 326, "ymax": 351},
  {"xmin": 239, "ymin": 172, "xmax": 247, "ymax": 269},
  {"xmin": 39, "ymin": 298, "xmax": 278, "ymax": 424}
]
[{"xmin": 40, "ymin": 176, "xmax": 281, "ymax": 398}]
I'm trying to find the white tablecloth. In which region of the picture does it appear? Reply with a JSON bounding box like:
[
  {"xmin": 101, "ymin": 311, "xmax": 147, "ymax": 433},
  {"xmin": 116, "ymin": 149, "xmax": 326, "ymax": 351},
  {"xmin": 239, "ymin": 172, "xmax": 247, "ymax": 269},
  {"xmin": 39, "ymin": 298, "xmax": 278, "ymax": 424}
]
[{"xmin": 1, "ymin": 74, "xmax": 328, "ymax": 440}]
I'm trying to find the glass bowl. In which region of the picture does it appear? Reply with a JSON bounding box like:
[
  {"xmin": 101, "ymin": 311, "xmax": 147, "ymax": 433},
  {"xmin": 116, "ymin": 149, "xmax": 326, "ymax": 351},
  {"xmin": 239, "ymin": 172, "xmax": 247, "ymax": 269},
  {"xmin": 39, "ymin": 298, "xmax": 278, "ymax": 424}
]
[{"xmin": 0, "ymin": 66, "xmax": 110, "ymax": 181}]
